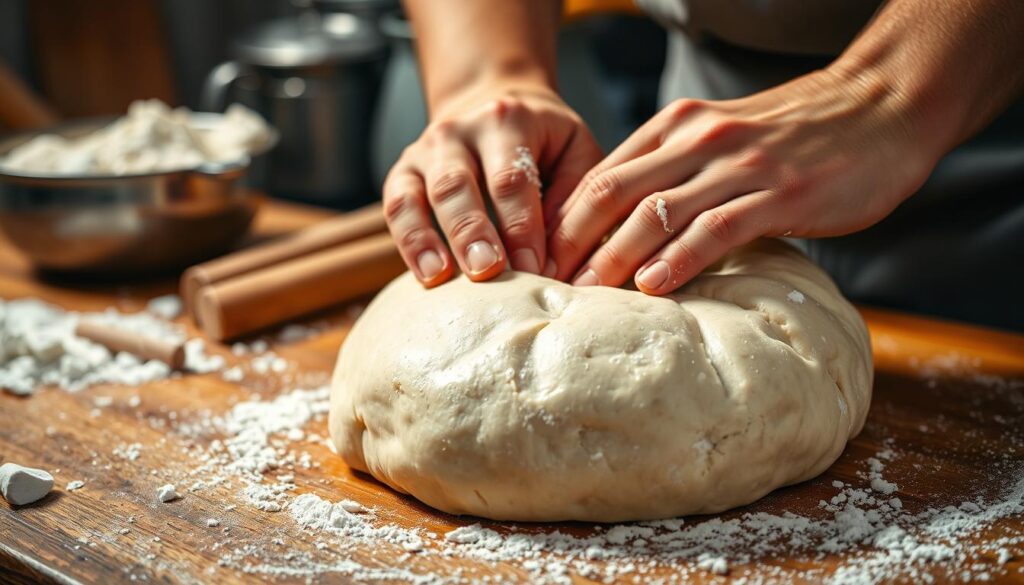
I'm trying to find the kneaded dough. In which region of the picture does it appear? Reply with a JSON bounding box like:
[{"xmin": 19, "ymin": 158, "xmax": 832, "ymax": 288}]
[{"xmin": 330, "ymin": 239, "xmax": 872, "ymax": 522}]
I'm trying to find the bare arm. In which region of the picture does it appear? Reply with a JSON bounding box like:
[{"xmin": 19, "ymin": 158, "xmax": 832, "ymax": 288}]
[
  {"xmin": 546, "ymin": 0, "xmax": 1024, "ymax": 294},
  {"xmin": 405, "ymin": 0, "xmax": 560, "ymax": 115},
  {"xmin": 837, "ymin": 0, "xmax": 1024, "ymax": 153}
]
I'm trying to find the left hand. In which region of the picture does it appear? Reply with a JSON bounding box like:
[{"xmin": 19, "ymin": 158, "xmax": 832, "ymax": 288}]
[{"xmin": 544, "ymin": 68, "xmax": 942, "ymax": 295}]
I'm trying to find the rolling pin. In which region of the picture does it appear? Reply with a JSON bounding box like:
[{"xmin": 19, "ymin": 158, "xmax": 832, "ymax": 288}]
[
  {"xmin": 75, "ymin": 320, "xmax": 186, "ymax": 370},
  {"xmin": 194, "ymin": 232, "xmax": 406, "ymax": 341},
  {"xmin": 181, "ymin": 202, "xmax": 387, "ymax": 313}
]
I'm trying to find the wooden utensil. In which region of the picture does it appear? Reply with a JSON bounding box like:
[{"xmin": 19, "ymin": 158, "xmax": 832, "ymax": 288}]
[
  {"xmin": 194, "ymin": 231, "xmax": 405, "ymax": 341},
  {"xmin": 181, "ymin": 202, "xmax": 386, "ymax": 315},
  {"xmin": 75, "ymin": 320, "xmax": 186, "ymax": 370}
]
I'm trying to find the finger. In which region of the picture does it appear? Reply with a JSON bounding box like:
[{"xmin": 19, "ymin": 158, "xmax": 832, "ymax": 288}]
[
  {"xmin": 382, "ymin": 165, "xmax": 456, "ymax": 287},
  {"xmin": 546, "ymin": 147, "xmax": 708, "ymax": 282},
  {"xmin": 552, "ymin": 98, "xmax": 705, "ymax": 222},
  {"xmin": 424, "ymin": 131, "xmax": 507, "ymax": 281},
  {"xmin": 574, "ymin": 165, "xmax": 760, "ymax": 287},
  {"xmin": 634, "ymin": 191, "xmax": 774, "ymax": 295},
  {"xmin": 476, "ymin": 123, "xmax": 546, "ymax": 274},
  {"xmin": 541, "ymin": 126, "xmax": 604, "ymax": 230}
]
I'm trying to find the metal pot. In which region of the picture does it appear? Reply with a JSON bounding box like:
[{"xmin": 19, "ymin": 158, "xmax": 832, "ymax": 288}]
[{"xmin": 202, "ymin": 10, "xmax": 387, "ymax": 209}]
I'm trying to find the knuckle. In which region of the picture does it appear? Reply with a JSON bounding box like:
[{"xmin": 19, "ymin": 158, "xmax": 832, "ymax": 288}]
[
  {"xmin": 734, "ymin": 147, "xmax": 772, "ymax": 170},
  {"xmin": 447, "ymin": 213, "xmax": 489, "ymax": 242},
  {"xmin": 671, "ymin": 237, "xmax": 702, "ymax": 266},
  {"xmin": 549, "ymin": 230, "xmax": 583, "ymax": 258},
  {"xmin": 397, "ymin": 144, "xmax": 418, "ymax": 161},
  {"xmin": 697, "ymin": 209, "xmax": 736, "ymax": 243},
  {"xmin": 500, "ymin": 212, "xmax": 536, "ymax": 241},
  {"xmin": 428, "ymin": 169, "xmax": 474, "ymax": 205},
  {"xmin": 636, "ymin": 196, "xmax": 670, "ymax": 235},
  {"xmin": 664, "ymin": 98, "xmax": 702, "ymax": 122},
  {"xmin": 488, "ymin": 97, "xmax": 523, "ymax": 118},
  {"xmin": 489, "ymin": 166, "xmax": 530, "ymax": 200},
  {"xmin": 428, "ymin": 119, "xmax": 458, "ymax": 141},
  {"xmin": 595, "ymin": 243, "xmax": 629, "ymax": 271},
  {"xmin": 396, "ymin": 226, "xmax": 434, "ymax": 251},
  {"xmin": 695, "ymin": 118, "xmax": 746, "ymax": 147},
  {"xmin": 382, "ymin": 190, "xmax": 418, "ymax": 221},
  {"xmin": 583, "ymin": 171, "xmax": 622, "ymax": 213}
]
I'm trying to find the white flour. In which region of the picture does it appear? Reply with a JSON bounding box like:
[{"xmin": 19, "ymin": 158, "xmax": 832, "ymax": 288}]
[
  {"xmin": 1, "ymin": 100, "xmax": 270, "ymax": 176},
  {"xmin": 655, "ymin": 197, "xmax": 672, "ymax": 232},
  {"xmin": 3, "ymin": 294, "xmax": 1021, "ymax": 584},
  {"xmin": 0, "ymin": 297, "xmax": 222, "ymax": 394},
  {"xmin": 511, "ymin": 146, "xmax": 542, "ymax": 189},
  {"xmin": 196, "ymin": 388, "xmax": 1023, "ymax": 585}
]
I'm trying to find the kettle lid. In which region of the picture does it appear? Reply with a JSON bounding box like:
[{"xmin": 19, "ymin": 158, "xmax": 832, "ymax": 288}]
[{"xmin": 232, "ymin": 13, "xmax": 384, "ymax": 68}]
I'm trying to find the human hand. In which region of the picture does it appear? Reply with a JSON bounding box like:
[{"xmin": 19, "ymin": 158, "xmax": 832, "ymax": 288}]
[
  {"xmin": 545, "ymin": 68, "xmax": 941, "ymax": 294},
  {"xmin": 383, "ymin": 82, "xmax": 602, "ymax": 287}
]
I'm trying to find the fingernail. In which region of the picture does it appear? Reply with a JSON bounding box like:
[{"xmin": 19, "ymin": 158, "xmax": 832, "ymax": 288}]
[
  {"xmin": 510, "ymin": 248, "xmax": 540, "ymax": 274},
  {"xmin": 637, "ymin": 260, "xmax": 670, "ymax": 290},
  {"xmin": 542, "ymin": 258, "xmax": 557, "ymax": 278},
  {"xmin": 466, "ymin": 240, "xmax": 499, "ymax": 275},
  {"xmin": 416, "ymin": 249, "xmax": 444, "ymax": 280},
  {"xmin": 573, "ymin": 269, "xmax": 599, "ymax": 287}
]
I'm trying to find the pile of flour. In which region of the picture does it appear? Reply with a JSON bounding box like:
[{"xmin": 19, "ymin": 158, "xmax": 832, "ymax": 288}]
[
  {"xmin": 0, "ymin": 99, "xmax": 270, "ymax": 176},
  {"xmin": 0, "ymin": 295, "xmax": 223, "ymax": 394}
]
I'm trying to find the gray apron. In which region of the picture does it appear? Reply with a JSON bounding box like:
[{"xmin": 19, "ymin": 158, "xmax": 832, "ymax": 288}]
[{"xmin": 637, "ymin": 0, "xmax": 1024, "ymax": 332}]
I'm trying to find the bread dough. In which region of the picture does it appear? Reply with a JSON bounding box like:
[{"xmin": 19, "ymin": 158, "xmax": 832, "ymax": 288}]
[{"xmin": 329, "ymin": 239, "xmax": 872, "ymax": 522}]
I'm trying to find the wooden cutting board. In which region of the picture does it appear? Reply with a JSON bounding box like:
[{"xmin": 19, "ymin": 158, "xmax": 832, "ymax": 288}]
[{"xmin": 0, "ymin": 199, "xmax": 1022, "ymax": 584}]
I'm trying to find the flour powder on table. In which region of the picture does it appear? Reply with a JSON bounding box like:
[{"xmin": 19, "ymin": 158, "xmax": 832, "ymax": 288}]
[{"xmin": 329, "ymin": 239, "xmax": 872, "ymax": 522}]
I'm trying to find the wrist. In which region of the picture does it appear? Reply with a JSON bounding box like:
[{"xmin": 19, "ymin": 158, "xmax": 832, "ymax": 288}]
[
  {"xmin": 825, "ymin": 50, "xmax": 954, "ymax": 164},
  {"xmin": 429, "ymin": 72, "xmax": 557, "ymax": 120}
]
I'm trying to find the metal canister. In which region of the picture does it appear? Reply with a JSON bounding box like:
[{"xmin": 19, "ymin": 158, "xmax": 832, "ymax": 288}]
[{"xmin": 202, "ymin": 9, "xmax": 387, "ymax": 209}]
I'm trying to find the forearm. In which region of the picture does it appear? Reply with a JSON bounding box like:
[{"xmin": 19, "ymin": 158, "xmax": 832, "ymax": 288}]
[
  {"xmin": 831, "ymin": 0, "xmax": 1024, "ymax": 157},
  {"xmin": 403, "ymin": 0, "xmax": 561, "ymax": 116}
]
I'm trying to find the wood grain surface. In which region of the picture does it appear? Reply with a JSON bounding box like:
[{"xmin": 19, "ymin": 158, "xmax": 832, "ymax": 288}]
[{"xmin": 1, "ymin": 200, "xmax": 1022, "ymax": 584}]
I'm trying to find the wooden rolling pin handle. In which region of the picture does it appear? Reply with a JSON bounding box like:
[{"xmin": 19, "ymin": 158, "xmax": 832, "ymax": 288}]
[
  {"xmin": 74, "ymin": 320, "xmax": 186, "ymax": 370},
  {"xmin": 195, "ymin": 232, "xmax": 406, "ymax": 341},
  {"xmin": 181, "ymin": 202, "xmax": 386, "ymax": 313}
]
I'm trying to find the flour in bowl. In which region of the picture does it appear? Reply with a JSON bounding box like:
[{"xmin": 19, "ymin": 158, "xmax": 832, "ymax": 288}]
[{"xmin": 1, "ymin": 100, "xmax": 270, "ymax": 176}]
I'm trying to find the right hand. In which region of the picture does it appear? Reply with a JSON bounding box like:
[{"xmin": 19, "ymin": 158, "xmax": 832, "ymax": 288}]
[{"xmin": 383, "ymin": 82, "xmax": 603, "ymax": 287}]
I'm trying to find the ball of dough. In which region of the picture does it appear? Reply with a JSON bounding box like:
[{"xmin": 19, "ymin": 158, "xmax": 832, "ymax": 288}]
[{"xmin": 329, "ymin": 239, "xmax": 872, "ymax": 522}]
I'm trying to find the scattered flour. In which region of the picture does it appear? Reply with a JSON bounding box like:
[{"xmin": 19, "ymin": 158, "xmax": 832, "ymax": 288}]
[
  {"xmin": 195, "ymin": 387, "xmax": 1024, "ymax": 585},
  {"xmin": 788, "ymin": 290, "xmax": 806, "ymax": 304},
  {"xmin": 113, "ymin": 443, "xmax": 143, "ymax": 462},
  {"xmin": 4, "ymin": 298, "xmax": 1020, "ymax": 584},
  {"xmin": 0, "ymin": 298, "xmax": 224, "ymax": 394},
  {"xmin": 66, "ymin": 480, "xmax": 85, "ymax": 491},
  {"xmin": 146, "ymin": 294, "xmax": 183, "ymax": 320}
]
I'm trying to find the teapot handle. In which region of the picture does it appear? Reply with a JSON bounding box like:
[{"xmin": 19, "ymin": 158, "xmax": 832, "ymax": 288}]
[{"xmin": 201, "ymin": 61, "xmax": 246, "ymax": 113}]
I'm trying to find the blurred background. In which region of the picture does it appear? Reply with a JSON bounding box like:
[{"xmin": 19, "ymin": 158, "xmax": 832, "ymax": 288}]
[{"xmin": 0, "ymin": 0, "xmax": 666, "ymax": 210}]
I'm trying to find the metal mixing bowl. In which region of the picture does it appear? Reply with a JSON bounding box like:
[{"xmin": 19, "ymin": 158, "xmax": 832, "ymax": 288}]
[{"xmin": 0, "ymin": 113, "xmax": 278, "ymax": 276}]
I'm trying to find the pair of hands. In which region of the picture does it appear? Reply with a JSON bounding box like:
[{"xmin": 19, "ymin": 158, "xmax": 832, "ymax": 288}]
[{"xmin": 383, "ymin": 68, "xmax": 938, "ymax": 295}]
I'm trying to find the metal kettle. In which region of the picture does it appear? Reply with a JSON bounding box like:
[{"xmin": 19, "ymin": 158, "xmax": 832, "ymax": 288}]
[{"xmin": 202, "ymin": 7, "xmax": 387, "ymax": 209}]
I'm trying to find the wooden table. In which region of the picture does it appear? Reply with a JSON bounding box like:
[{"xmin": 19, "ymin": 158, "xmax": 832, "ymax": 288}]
[{"xmin": 1, "ymin": 200, "xmax": 1022, "ymax": 584}]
